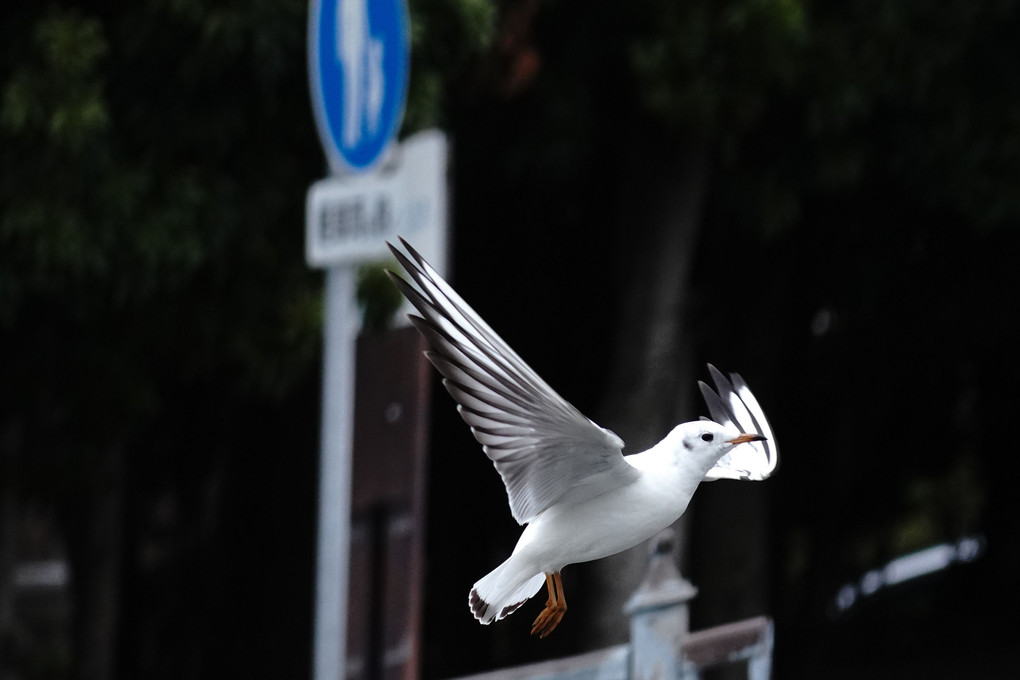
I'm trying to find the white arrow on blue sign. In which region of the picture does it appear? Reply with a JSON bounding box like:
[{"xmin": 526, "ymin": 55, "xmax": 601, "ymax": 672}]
[{"xmin": 309, "ymin": 0, "xmax": 410, "ymax": 174}]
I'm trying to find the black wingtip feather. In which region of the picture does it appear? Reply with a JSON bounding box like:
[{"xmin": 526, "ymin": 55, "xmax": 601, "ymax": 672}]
[
  {"xmin": 699, "ymin": 379, "xmax": 737, "ymax": 428},
  {"xmin": 469, "ymin": 589, "xmax": 489, "ymax": 621},
  {"xmin": 706, "ymin": 363, "xmax": 735, "ymax": 396},
  {"xmin": 388, "ymin": 246, "xmax": 427, "ymax": 291}
]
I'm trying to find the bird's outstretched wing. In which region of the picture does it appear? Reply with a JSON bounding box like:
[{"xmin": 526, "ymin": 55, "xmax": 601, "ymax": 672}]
[
  {"xmin": 699, "ymin": 365, "xmax": 779, "ymax": 481},
  {"xmin": 387, "ymin": 239, "xmax": 639, "ymax": 525}
]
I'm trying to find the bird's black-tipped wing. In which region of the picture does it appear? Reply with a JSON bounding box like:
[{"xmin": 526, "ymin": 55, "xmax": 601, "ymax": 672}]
[
  {"xmin": 699, "ymin": 364, "xmax": 779, "ymax": 481},
  {"xmin": 387, "ymin": 238, "xmax": 639, "ymax": 524}
]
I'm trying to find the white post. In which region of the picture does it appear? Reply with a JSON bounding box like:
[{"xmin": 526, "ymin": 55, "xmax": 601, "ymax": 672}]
[
  {"xmin": 626, "ymin": 529, "xmax": 699, "ymax": 680},
  {"xmin": 313, "ymin": 267, "xmax": 360, "ymax": 680}
]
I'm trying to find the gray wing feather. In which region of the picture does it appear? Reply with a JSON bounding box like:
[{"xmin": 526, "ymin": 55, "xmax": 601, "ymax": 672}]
[
  {"xmin": 387, "ymin": 239, "xmax": 637, "ymax": 524},
  {"xmin": 700, "ymin": 364, "xmax": 779, "ymax": 481}
]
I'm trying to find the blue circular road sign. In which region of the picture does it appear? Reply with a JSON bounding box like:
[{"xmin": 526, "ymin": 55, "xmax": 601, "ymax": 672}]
[{"xmin": 309, "ymin": 0, "xmax": 410, "ymax": 174}]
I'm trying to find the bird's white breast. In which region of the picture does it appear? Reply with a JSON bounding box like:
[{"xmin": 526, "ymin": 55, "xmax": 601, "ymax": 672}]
[{"xmin": 511, "ymin": 448, "xmax": 703, "ymax": 572}]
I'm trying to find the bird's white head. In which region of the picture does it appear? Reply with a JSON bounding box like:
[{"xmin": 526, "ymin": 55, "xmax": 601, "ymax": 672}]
[{"xmin": 669, "ymin": 420, "xmax": 767, "ymax": 472}]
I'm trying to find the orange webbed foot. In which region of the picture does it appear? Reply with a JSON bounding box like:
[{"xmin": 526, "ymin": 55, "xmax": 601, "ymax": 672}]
[{"xmin": 530, "ymin": 572, "xmax": 567, "ymax": 638}]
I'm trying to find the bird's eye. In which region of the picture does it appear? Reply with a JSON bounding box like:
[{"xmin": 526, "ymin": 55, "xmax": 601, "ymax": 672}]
[{"xmin": 701, "ymin": 433, "xmax": 714, "ymax": 443}]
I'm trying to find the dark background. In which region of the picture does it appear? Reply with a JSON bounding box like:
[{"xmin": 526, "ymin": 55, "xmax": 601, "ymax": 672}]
[{"xmin": 2, "ymin": 1, "xmax": 1018, "ymax": 679}]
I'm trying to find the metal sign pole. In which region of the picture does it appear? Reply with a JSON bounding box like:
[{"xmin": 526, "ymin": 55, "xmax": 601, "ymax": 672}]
[
  {"xmin": 313, "ymin": 267, "xmax": 360, "ymax": 680},
  {"xmin": 308, "ymin": 129, "xmax": 447, "ymax": 680}
]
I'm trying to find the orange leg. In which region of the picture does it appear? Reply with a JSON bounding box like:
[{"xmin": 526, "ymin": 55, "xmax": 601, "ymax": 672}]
[{"xmin": 530, "ymin": 571, "xmax": 567, "ymax": 638}]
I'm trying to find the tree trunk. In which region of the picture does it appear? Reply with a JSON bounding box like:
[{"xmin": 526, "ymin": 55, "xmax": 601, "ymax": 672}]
[
  {"xmin": 64, "ymin": 444, "xmax": 125, "ymax": 680},
  {"xmin": 0, "ymin": 450, "xmax": 16, "ymax": 668},
  {"xmin": 581, "ymin": 135, "xmax": 711, "ymax": 647},
  {"xmin": 0, "ymin": 422, "xmax": 19, "ymax": 626}
]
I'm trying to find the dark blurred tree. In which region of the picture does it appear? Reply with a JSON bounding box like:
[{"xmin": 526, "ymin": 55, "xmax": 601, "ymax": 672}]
[
  {"xmin": 0, "ymin": 2, "xmax": 323, "ymax": 678},
  {"xmin": 0, "ymin": 0, "xmax": 494, "ymax": 678},
  {"xmin": 697, "ymin": 4, "xmax": 1020, "ymax": 675},
  {"xmin": 420, "ymin": 0, "xmax": 1020, "ymax": 676},
  {"xmin": 619, "ymin": 0, "xmax": 1020, "ymax": 674}
]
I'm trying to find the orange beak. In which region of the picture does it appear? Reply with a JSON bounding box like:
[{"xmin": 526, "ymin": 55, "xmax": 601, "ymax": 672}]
[{"xmin": 727, "ymin": 433, "xmax": 767, "ymax": 445}]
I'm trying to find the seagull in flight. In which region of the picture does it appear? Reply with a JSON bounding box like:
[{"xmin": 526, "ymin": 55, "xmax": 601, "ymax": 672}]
[{"xmin": 386, "ymin": 239, "xmax": 778, "ymax": 638}]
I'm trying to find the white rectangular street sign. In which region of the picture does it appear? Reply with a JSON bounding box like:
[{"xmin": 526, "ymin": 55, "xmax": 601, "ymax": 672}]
[{"xmin": 306, "ymin": 128, "xmax": 448, "ymax": 270}]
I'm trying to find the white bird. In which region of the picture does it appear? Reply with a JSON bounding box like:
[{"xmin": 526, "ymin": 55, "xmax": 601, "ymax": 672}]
[{"xmin": 386, "ymin": 239, "xmax": 778, "ymax": 638}]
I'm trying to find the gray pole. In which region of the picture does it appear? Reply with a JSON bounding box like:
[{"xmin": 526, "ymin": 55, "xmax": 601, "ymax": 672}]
[
  {"xmin": 314, "ymin": 267, "xmax": 360, "ymax": 680},
  {"xmin": 306, "ymin": 128, "xmax": 449, "ymax": 680}
]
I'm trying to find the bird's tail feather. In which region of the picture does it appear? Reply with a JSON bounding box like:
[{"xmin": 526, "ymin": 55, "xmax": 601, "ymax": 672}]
[{"xmin": 469, "ymin": 559, "xmax": 545, "ymax": 625}]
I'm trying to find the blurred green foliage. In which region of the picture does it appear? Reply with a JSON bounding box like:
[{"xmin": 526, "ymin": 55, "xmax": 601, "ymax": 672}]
[
  {"xmin": 0, "ymin": 2, "xmax": 323, "ymax": 408},
  {"xmin": 629, "ymin": 0, "xmax": 806, "ymax": 136},
  {"xmin": 620, "ymin": 0, "xmax": 1020, "ymax": 237},
  {"xmin": 356, "ymin": 260, "xmax": 403, "ymax": 332},
  {"xmin": 404, "ymin": 0, "xmax": 495, "ymax": 133}
]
